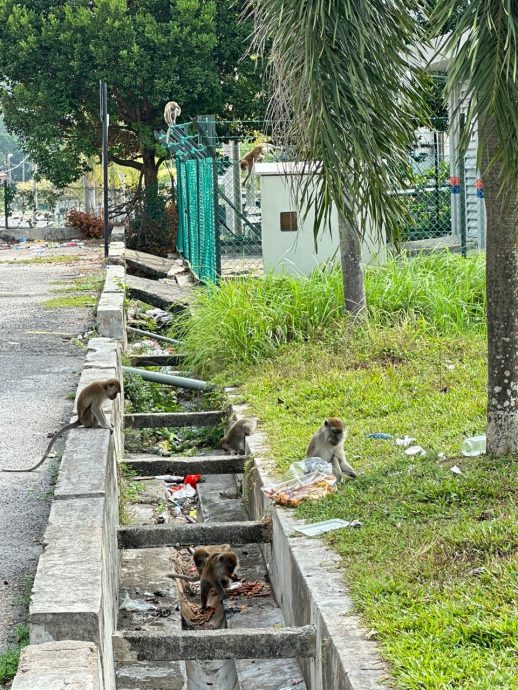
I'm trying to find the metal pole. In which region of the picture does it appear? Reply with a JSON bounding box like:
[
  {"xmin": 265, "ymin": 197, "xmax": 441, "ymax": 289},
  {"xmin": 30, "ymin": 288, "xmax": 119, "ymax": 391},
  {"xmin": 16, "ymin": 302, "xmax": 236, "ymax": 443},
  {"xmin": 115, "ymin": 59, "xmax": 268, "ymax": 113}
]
[
  {"xmin": 3, "ymin": 179, "xmax": 8, "ymax": 230},
  {"xmin": 433, "ymin": 131, "xmax": 440, "ymax": 229},
  {"xmin": 32, "ymin": 163, "xmax": 38, "ymax": 225},
  {"xmin": 231, "ymin": 140, "xmax": 243, "ymax": 236},
  {"xmin": 100, "ymin": 81, "xmax": 110, "ymax": 258},
  {"xmin": 127, "ymin": 326, "xmax": 181, "ymax": 344},
  {"xmin": 459, "ymin": 113, "xmax": 467, "ymax": 257},
  {"xmin": 122, "ymin": 366, "xmax": 212, "ymax": 391}
]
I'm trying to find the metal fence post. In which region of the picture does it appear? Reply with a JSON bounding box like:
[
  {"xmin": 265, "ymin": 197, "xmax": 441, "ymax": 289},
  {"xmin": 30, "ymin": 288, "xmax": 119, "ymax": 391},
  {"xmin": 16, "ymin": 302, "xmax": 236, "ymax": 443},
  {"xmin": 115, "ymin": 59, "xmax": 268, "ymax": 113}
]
[
  {"xmin": 459, "ymin": 113, "xmax": 467, "ymax": 257},
  {"xmin": 3, "ymin": 179, "xmax": 8, "ymax": 230},
  {"xmin": 99, "ymin": 80, "xmax": 110, "ymax": 259}
]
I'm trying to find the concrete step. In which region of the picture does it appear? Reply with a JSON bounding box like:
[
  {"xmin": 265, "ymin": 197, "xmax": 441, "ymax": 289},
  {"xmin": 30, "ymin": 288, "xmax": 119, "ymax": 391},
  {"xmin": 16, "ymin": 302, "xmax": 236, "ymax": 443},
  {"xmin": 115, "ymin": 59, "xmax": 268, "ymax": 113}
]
[
  {"xmin": 118, "ymin": 520, "xmax": 271, "ymax": 550},
  {"xmin": 116, "ymin": 548, "xmax": 187, "ymax": 690},
  {"xmin": 124, "ymin": 453, "xmax": 247, "ymax": 476},
  {"xmin": 124, "ymin": 410, "xmax": 225, "ymax": 429},
  {"xmin": 126, "ymin": 249, "xmax": 176, "ymax": 279},
  {"xmin": 126, "ymin": 274, "xmax": 192, "ymax": 312}
]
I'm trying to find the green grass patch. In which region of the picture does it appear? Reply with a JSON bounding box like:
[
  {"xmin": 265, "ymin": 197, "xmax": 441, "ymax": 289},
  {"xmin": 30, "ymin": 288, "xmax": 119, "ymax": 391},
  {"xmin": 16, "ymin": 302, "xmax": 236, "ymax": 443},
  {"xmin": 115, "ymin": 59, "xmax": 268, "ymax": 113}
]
[
  {"xmin": 0, "ymin": 625, "xmax": 29, "ymax": 684},
  {"xmin": 176, "ymin": 252, "xmax": 486, "ymax": 377},
  {"xmin": 177, "ymin": 252, "xmax": 518, "ymax": 688},
  {"xmin": 0, "ymin": 255, "xmax": 84, "ymax": 265},
  {"xmin": 236, "ymin": 327, "xmax": 518, "ymax": 689},
  {"xmin": 42, "ymin": 294, "xmax": 98, "ymax": 308},
  {"xmin": 51, "ymin": 274, "xmax": 104, "ymax": 293}
]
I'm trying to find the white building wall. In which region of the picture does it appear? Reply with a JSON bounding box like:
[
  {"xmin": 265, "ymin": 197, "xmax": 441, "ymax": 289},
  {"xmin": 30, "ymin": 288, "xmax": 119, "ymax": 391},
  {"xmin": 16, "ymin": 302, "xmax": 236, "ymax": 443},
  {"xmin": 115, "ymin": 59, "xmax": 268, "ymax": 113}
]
[{"xmin": 257, "ymin": 163, "xmax": 385, "ymax": 277}]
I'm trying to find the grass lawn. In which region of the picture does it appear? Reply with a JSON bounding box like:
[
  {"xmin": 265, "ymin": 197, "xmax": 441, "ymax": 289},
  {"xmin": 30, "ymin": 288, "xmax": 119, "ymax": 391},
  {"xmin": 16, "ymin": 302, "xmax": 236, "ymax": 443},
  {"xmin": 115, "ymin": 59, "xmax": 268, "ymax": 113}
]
[
  {"xmin": 239, "ymin": 327, "xmax": 517, "ymax": 690},
  {"xmin": 179, "ymin": 254, "xmax": 518, "ymax": 690}
]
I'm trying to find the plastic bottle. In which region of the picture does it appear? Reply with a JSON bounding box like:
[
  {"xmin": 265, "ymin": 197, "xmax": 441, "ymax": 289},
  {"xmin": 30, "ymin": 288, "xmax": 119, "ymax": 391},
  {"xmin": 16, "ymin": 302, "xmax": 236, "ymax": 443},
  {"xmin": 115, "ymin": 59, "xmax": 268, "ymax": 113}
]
[{"xmin": 461, "ymin": 435, "xmax": 486, "ymax": 456}]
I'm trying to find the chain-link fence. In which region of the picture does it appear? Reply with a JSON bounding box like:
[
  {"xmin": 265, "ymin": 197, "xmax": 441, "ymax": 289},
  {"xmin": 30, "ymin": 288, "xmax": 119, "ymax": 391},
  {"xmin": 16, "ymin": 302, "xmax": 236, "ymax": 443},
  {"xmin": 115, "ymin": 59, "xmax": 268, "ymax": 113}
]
[
  {"xmin": 397, "ymin": 129, "xmax": 452, "ymax": 244},
  {"xmin": 217, "ymin": 143, "xmax": 263, "ymax": 276}
]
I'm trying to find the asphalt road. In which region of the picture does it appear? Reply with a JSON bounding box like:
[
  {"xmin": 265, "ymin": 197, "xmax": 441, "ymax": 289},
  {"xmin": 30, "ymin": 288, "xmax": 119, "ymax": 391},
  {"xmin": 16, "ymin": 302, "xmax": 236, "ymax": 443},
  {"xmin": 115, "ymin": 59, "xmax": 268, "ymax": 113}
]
[{"xmin": 0, "ymin": 244, "xmax": 102, "ymax": 652}]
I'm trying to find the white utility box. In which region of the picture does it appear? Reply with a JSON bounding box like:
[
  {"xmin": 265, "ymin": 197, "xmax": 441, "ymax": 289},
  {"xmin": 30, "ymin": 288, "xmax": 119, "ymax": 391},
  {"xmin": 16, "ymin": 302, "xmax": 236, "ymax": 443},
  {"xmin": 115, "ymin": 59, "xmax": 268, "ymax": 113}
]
[{"xmin": 256, "ymin": 162, "xmax": 386, "ymax": 276}]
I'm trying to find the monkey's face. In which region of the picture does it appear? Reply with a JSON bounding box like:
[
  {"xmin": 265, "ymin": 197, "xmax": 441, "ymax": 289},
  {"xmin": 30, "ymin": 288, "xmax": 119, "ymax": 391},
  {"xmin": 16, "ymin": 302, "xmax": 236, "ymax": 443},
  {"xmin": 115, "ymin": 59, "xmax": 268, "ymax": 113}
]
[
  {"xmin": 325, "ymin": 419, "xmax": 345, "ymax": 446},
  {"xmin": 105, "ymin": 379, "xmax": 121, "ymax": 400}
]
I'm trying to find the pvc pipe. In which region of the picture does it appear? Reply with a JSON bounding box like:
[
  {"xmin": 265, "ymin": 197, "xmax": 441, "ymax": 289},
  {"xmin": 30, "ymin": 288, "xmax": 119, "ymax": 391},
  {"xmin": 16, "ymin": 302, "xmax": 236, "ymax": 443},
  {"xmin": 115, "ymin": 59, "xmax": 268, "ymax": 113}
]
[
  {"xmin": 127, "ymin": 326, "xmax": 181, "ymax": 345},
  {"xmin": 122, "ymin": 366, "xmax": 211, "ymax": 391}
]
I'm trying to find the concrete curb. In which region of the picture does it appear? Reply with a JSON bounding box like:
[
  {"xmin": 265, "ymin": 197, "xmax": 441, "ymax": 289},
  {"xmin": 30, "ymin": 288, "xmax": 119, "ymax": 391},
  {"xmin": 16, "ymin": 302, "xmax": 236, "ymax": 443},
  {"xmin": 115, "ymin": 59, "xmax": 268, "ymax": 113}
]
[
  {"xmin": 12, "ymin": 230, "xmax": 128, "ymax": 690},
  {"xmin": 236, "ymin": 407, "xmax": 391, "ymax": 690},
  {"xmin": 97, "ymin": 229, "xmax": 127, "ymax": 343},
  {"xmin": 12, "ymin": 640, "xmax": 103, "ymax": 690}
]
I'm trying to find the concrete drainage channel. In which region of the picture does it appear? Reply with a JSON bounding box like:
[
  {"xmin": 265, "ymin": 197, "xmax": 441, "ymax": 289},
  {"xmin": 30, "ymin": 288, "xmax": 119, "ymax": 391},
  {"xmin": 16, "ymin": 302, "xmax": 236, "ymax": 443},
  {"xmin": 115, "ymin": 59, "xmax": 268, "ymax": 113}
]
[{"xmin": 11, "ymin": 230, "xmax": 388, "ymax": 690}]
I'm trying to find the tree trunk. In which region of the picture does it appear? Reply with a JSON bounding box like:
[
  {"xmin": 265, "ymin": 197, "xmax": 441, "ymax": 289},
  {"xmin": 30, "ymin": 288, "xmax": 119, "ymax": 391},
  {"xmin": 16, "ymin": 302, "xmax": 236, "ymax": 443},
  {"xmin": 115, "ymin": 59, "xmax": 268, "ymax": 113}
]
[
  {"xmin": 481, "ymin": 114, "xmax": 518, "ymax": 455},
  {"xmin": 337, "ymin": 213, "xmax": 366, "ymax": 317},
  {"xmin": 142, "ymin": 148, "xmax": 158, "ymax": 191}
]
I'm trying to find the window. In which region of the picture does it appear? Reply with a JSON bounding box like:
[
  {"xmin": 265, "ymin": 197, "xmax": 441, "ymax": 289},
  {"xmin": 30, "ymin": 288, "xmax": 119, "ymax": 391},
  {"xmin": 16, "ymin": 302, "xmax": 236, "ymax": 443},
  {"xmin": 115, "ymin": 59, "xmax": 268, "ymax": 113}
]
[{"xmin": 280, "ymin": 211, "xmax": 297, "ymax": 232}]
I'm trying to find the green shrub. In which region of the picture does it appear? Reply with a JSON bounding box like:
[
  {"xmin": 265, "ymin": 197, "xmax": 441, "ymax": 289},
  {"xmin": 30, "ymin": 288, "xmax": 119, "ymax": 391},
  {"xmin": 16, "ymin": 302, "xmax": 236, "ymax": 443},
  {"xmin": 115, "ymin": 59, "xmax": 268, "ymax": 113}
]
[{"xmin": 177, "ymin": 252, "xmax": 486, "ymax": 375}]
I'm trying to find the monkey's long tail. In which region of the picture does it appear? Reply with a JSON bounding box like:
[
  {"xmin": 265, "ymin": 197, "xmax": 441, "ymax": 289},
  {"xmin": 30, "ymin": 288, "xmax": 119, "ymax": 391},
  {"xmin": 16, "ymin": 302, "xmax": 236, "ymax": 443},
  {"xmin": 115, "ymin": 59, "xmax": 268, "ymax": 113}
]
[
  {"xmin": 167, "ymin": 573, "xmax": 200, "ymax": 583},
  {"xmin": 242, "ymin": 168, "xmax": 252, "ymax": 186},
  {"xmin": 2, "ymin": 420, "xmax": 81, "ymax": 472}
]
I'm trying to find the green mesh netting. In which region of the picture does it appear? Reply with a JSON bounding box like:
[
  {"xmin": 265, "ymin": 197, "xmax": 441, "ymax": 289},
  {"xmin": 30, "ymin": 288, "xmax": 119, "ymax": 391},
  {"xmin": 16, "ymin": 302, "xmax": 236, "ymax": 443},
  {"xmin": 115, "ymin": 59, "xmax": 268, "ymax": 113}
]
[{"xmin": 176, "ymin": 156, "xmax": 217, "ymax": 283}]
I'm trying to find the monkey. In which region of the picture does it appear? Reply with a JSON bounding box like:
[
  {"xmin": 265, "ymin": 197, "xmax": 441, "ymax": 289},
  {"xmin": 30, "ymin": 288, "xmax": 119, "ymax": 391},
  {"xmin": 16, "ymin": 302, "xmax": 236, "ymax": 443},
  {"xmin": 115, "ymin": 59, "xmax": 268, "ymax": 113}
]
[
  {"xmin": 240, "ymin": 144, "xmax": 278, "ymax": 186},
  {"xmin": 164, "ymin": 100, "xmax": 181, "ymax": 144},
  {"xmin": 168, "ymin": 545, "xmax": 232, "ymax": 582},
  {"xmin": 164, "ymin": 100, "xmax": 182, "ymax": 127},
  {"xmin": 220, "ymin": 417, "xmax": 257, "ymax": 454},
  {"xmin": 199, "ymin": 550, "xmax": 239, "ymax": 611},
  {"xmin": 3, "ymin": 378, "xmax": 121, "ymax": 473},
  {"xmin": 305, "ymin": 418, "xmax": 357, "ymax": 482}
]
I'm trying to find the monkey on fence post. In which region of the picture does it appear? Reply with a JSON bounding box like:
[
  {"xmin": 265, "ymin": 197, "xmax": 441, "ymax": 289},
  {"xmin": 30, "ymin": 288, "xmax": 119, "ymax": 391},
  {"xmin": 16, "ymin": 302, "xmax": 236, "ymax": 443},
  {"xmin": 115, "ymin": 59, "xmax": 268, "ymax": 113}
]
[
  {"xmin": 2, "ymin": 378, "xmax": 121, "ymax": 473},
  {"xmin": 305, "ymin": 418, "xmax": 357, "ymax": 482},
  {"xmin": 239, "ymin": 144, "xmax": 279, "ymax": 186},
  {"xmin": 164, "ymin": 101, "xmax": 182, "ymax": 143}
]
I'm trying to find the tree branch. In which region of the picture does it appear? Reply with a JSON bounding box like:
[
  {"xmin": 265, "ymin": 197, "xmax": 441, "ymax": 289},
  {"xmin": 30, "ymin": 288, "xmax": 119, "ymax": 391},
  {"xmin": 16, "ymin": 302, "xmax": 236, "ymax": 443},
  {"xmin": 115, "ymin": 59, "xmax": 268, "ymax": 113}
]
[
  {"xmin": 156, "ymin": 156, "xmax": 169, "ymax": 168},
  {"xmin": 109, "ymin": 154, "xmax": 143, "ymax": 171}
]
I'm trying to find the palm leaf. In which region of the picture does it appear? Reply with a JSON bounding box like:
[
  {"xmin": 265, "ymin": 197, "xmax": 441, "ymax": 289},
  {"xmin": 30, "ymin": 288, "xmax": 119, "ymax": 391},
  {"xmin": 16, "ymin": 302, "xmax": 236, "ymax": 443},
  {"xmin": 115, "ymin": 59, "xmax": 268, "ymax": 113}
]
[
  {"xmin": 248, "ymin": 0, "xmax": 428, "ymax": 240},
  {"xmin": 430, "ymin": 0, "xmax": 518, "ymax": 188}
]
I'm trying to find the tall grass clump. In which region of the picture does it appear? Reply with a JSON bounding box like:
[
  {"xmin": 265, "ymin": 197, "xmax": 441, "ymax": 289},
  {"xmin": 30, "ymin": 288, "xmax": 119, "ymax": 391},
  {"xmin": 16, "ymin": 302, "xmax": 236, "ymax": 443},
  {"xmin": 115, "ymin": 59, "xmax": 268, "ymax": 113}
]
[
  {"xmin": 177, "ymin": 252, "xmax": 486, "ymax": 375},
  {"xmin": 366, "ymin": 251, "xmax": 486, "ymax": 333},
  {"xmin": 175, "ymin": 270, "xmax": 343, "ymax": 374}
]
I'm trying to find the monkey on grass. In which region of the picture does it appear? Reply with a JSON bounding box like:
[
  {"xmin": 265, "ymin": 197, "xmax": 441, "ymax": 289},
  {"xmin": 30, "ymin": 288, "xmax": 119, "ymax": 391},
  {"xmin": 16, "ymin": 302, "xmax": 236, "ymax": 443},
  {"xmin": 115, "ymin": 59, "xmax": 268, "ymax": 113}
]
[
  {"xmin": 3, "ymin": 378, "xmax": 121, "ymax": 473},
  {"xmin": 305, "ymin": 417, "xmax": 357, "ymax": 482}
]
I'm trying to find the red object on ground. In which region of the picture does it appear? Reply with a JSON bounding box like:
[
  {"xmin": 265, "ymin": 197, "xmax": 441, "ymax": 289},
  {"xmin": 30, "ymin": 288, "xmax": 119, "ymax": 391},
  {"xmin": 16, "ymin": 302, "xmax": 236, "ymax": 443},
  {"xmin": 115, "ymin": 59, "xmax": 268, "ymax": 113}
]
[{"xmin": 184, "ymin": 474, "xmax": 202, "ymax": 487}]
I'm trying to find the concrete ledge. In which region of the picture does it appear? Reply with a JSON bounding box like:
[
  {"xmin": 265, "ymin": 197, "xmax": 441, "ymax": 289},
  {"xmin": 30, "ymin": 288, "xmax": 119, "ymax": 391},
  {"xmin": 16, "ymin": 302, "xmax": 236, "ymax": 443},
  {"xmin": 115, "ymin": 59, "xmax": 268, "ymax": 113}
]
[
  {"xmin": 104, "ymin": 265, "xmax": 125, "ymax": 293},
  {"xmin": 84, "ymin": 337, "xmax": 121, "ymax": 371},
  {"xmin": 118, "ymin": 520, "xmax": 271, "ymax": 549},
  {"xmin": 97, "ymin": 292, "xmax": 126, "ymax": 341},
  {"xmin": 1, "ymin": 226, "xmax": 79, "ymax": 241},
  {"xmin": 54, "ymin": 429, "xmax": 113, "ymax": 499},
  {"xmin": 111, "ymin": 226, "xmax": 125, "ymax": 243},
  {"xmin": 12, "ymin": 641, "xmax": 103, "ymax": 690},
  {"xmin": 113, "ymin": 626, "xmax": 317, "ymax": 662},
  {"xmin": 24, "ymin": 337, "xmax": 123, "ymax": 690},
  {"xmin": 107, "ymin": 241, "xmax": 126, "ymax": 266},
  {"xmin": 238, "ymin": 408, "xmax": 390, "ymax": 690}
]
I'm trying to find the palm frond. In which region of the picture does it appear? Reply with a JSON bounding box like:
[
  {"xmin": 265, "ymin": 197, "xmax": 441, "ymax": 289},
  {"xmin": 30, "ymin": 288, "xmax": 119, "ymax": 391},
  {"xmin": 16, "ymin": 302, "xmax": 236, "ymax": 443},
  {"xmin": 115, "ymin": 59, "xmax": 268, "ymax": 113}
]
[
  {"xmin": 248, "ymin": 0, "xmax": 428, "ymax": 238},
  {"xmin": 431, "ymin": 0, "xmax": 518, "ymax": 188}
]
